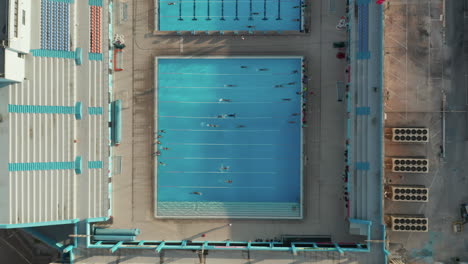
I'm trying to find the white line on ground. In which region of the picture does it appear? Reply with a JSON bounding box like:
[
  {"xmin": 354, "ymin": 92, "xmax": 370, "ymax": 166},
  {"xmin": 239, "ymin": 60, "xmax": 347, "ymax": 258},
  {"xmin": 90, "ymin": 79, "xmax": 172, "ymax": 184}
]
[
  {"xmin": 159, "ymin": 116, "xmax": 274, "ymax": 119},
  {"xmin": 160, "ymin": 73, "xmax": 294, "ymax": 75},
  {"xmin": 159, "ymin": 101, "xmax": 284, "ymax": 104},
  {"xmin": 165, "ymin": 143, "xmax": 280, "ymax": 145},
  {"xmin": 163, "ymin": 157, "xmax": 279, "ymax": 160},
  {"xmin": 160, "ymin": 186, "xmax": 276, "ymax": 189},
  {"xmin": 166, "ymin": 129, "xmax": 282, "ymax": 132},
  {"xmin": 164, "ymin": 171, "xmax": 277, "ymax": 174},
  {"xmin": 386, "ymin": 35, "xmax": 408, "ymax": 49}
]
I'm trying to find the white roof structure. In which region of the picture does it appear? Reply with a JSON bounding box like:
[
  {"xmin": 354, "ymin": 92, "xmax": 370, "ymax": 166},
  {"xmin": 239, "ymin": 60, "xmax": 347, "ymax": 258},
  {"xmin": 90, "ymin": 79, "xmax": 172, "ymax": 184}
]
[
  {"xmin": 0, "ymin": 0, "xmax": 31, "ymax": 83},
  {"xmin": 0, "ymin": 0, "xmax": 110, "ymax": 227},
  {"xmin": 6, "ymin": 0, "xmax": 32, "ymax": 53}
]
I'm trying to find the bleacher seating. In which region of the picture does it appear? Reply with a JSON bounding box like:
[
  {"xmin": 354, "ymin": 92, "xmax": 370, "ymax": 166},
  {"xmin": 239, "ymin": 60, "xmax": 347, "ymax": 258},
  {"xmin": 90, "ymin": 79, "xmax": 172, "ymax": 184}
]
[
  {"xmin": 90, "ymin": 5, "xmax": 102, "ymax": 54},
  {"xmin": 40, "ymin": 0, "xmax": 70, "ymax": 51}
]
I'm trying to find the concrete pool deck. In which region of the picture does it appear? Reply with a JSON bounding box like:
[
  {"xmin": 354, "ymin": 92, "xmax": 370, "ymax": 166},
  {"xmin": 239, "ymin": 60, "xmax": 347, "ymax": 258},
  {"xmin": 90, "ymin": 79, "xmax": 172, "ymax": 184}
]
[
  {"xmin": 69, "ymin": 0, "xmax": 390, "ymax": 262},
  {"xmin": 70, "ymin": 0, "xmax": 385, "ymax": 262},
  {"xmin": 108, "ymin": 0, "xmax": 363, "ymax": 243}
]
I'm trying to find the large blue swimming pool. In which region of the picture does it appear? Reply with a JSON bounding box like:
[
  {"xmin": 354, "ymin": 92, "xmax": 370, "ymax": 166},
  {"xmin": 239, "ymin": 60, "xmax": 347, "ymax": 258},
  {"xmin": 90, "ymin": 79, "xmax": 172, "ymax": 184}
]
[
  {"xmin": 155, "ymin": 57, "xmax": 303, "ymax": 218},
  {"xmin": 157, "ymin": 0, "xmax": 303, "ymax": 31}
]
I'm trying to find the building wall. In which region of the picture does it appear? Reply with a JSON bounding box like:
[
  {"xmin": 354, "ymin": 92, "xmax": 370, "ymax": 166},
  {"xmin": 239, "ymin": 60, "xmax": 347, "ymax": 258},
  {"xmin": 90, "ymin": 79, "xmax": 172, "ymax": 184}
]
[
  {"xmin": 3, "ymin": 48, "xmax": 25, "ymax": 82},
  {"xmin": 0, "ymin": 86, "xmax": 10, "ymax": 224},
  {"xmin": 8, "ymin": 0, "xmax": 31, "ymax": 53}
]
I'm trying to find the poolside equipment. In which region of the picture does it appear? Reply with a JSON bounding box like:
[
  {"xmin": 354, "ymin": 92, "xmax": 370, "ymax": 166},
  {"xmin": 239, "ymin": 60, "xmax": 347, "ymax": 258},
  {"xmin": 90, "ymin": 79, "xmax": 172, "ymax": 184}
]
[
  {"xmin": 93, "ymin": 235, "xmax": 136, "ymax": 241},
  {"xmin": 95, "ymin": 228, "xmax": 140, "ymax": 236},
  {"xmin": 111, "ymin": 100, "xmax": 122, "ymax": 146},
  {"xmin": 390, "ymin": 215, "xmax": 428, "ymax": 232}
]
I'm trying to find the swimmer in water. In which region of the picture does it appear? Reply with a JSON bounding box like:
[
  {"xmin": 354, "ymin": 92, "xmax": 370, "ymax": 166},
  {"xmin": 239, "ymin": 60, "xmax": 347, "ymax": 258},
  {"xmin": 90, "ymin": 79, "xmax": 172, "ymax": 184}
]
[{"xmin": 191, "ymin": 192, "xmax": 203, "ymax": 195}]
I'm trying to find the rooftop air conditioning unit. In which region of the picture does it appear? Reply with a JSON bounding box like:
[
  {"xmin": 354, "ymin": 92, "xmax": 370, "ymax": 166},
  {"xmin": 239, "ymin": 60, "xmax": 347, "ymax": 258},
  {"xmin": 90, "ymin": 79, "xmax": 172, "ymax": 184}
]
[
  {"xmin": 389, "ymin": 185, "xmax": 429, "ymax": 202},
  {"xmin": 390, "ymin": 215, "xmax": 428, "ymax": 232},
  {"xmin": 391, "ymin": 128, "xmax": 429, "ymax": 143},
  {"xmin": 391, "ymin": 158, "xmax": 429, "ymax": 173}
]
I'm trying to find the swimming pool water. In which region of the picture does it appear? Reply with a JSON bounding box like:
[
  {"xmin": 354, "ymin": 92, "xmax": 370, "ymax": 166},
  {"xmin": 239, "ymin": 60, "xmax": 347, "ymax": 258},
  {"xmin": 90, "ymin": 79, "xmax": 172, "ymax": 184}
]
[
  {"xmin": 155, "ymin": 57, "xmax": 303, "ymax": 217},
  {"xmin": 158, "ymin": 0, "xmax": 303, "ymax": 31}
]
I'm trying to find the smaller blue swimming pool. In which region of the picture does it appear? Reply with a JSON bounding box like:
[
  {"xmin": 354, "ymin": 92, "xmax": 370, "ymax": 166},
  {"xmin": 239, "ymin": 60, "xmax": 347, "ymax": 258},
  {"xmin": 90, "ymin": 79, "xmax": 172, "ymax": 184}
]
[
  {"xmin": 155, "ymin": 57, "xmax": 303, "ymax": 219},
  {"xmin": 158, "ymin": 0, "xmax": 303, "ymax": 31}
]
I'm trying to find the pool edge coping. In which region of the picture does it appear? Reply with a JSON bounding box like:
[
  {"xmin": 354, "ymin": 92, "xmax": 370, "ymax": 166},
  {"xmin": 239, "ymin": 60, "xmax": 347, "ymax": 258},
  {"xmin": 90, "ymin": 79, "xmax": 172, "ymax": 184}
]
[{"xmin": 153, "ymin": 56, "xmax": 304, "ymax": 219}]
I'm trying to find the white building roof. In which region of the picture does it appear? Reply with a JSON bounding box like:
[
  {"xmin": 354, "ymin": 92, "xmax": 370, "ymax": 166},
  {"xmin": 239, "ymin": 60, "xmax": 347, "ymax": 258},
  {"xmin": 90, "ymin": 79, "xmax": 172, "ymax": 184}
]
[
  {"xmin": 0, "ymin": 0, "xmax": 110, "ymax": 226},
  {"xmin": 0, "ymin": 0, "xmax": 31, "ymax": 83}
]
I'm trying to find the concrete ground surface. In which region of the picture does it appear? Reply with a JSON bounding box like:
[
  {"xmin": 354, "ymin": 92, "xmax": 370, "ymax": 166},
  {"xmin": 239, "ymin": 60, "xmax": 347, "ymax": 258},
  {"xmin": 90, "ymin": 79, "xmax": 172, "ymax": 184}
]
[
  {"xmin": 0, "ymin": 229, "xmax": 60, "ymax": 264},
  {"xmin": 71, "ymin": 0, "xmax": 388, "ymax": 263},
  {"xmin": 110, "ymin": 0, "xmax": 359, "ymax": 243},
  {"xmin": 384, "ymin": 0, "xmax": 468, "ymax": 263},
  {"xmin": 6, "ymin": 0, "xmax": 468, "ymax": 263}
]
